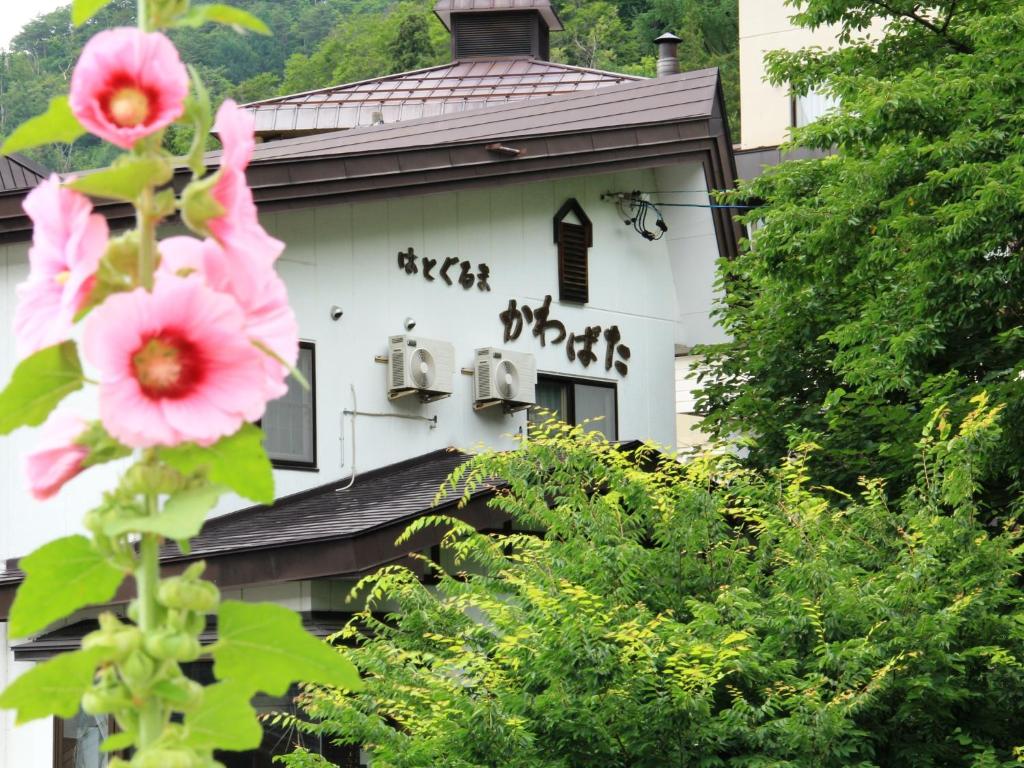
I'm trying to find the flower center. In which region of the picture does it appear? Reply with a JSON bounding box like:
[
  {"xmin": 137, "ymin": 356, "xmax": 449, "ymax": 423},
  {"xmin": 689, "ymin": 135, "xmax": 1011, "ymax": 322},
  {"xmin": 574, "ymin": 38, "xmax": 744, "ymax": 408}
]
[
  {"xmin": 132, "ymin": 332, "xmax": 203, "ymax": 400},
  {"xmin": 106, "ymin": 86, "xmax": 151, "ymax": 128},
  {"xmin": 54, "ymin": 270, "xmax": 70, "ymax": 286}
]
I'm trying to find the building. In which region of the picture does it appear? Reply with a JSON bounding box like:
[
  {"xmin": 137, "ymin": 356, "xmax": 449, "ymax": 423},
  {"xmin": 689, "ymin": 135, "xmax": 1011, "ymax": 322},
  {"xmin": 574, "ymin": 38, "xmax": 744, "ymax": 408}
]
[
  {"xmin": 0, "ymin": 2, "xmax": 739, "ymax": 765},
  {"xmin": 735, "ymin": 0, "xmax": 882, "ymax": 179}
]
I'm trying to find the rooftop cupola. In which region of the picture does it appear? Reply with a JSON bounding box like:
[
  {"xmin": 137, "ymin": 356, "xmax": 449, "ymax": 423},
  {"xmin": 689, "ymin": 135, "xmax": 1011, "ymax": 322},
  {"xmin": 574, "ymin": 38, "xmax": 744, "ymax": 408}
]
[{"xmin": 434, "ymin": 0, "xmax": 563, "ymax": 61}]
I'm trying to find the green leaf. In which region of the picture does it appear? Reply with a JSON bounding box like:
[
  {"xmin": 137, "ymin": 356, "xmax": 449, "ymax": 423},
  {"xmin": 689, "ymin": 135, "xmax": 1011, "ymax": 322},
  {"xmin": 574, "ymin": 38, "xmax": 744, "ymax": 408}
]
[
  {"xmin": 66, "ymin": 156, "xmax": 173, "ymax": 202},
  {"xmin": 9, "ymin": 536, "xmax": 126, "ymax": 639},
  {"xmin": 183, "ymin": 65, "xmax": 214, "ymax": 179},
  {"xmin": 182, "ymin": 681, "xmax": 262, "ymax": 751},
  {"xmin": 104, "ymin": 485, "xmax": 223, "ymax": 541},
  {"xmin": 213, "ymin": 601, "xmax": 362, "ymax": 696},
  {"xmin": 1, "ymin": 96, "xmax": 84, "ymax": 155},
  {"xmin": 0, "ymin": 341, "xmax": 84, "ymax": 436},
  {"xmin": 72, "ymin": 0, "xmax": 114, "ymax": 25},
  {"xmin": 78, "ymin": 422, "xmax": 133, "ymax": 469},
  {"xmin": 177, "ymin": 4, "xmax": 271, "ymax": 34},
  {"xmin": 100, "ymin": 732, "xmax": 135, "ymax": 753},
  {"xmin": 0, "ymin": 648, "xmax": 104, "ymax": 724},
  {"xmin": 158, "ymin": 424, "xmax": 274, "ymax": 504}
]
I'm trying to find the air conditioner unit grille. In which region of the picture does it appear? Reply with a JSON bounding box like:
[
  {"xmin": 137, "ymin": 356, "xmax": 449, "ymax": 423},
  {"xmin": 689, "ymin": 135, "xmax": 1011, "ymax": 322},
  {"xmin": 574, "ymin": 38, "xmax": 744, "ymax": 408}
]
[{"xmin": 391, "ymin": 350, "xmax": 404, "ymax": 389}]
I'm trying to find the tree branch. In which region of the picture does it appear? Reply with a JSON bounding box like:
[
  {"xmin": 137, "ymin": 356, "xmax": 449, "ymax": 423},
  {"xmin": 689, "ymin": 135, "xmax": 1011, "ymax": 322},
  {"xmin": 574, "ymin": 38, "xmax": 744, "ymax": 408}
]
[{"xmin": 871, "ymin": 1, "xmax": 973, "ymax": 54}]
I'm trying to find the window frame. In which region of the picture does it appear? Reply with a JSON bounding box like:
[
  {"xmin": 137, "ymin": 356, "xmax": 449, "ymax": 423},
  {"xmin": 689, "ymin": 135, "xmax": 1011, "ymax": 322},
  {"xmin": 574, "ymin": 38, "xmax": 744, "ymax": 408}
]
[
  {"xmin": 264, "ymin": 340, "xmax": 318, "ymax": 472},
  {"xmin": 54, "ymin": 713, "xmax": 119, "ymax": 767},
  {"xmin": 532, "ymin": 373, "xmax": 619, "ymax": 439}
]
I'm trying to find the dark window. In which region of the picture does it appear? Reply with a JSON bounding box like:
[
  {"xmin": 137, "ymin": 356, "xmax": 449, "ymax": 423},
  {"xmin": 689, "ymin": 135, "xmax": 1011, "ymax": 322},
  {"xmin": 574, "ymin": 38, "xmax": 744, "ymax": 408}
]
[
  {"xmin": 530, "ymin": 374, "xmax": 618, "ymax": 440},
  {"xmin": 554, "ymin": 199, "xmax": 592, "ymax": 305},
  {"xmin": 263, "ymin": 342, "xmax": 317, "ymax": 470},
  {"xmin": 54, "ymin": 712, "xmax": 112, "ymax": 768}
]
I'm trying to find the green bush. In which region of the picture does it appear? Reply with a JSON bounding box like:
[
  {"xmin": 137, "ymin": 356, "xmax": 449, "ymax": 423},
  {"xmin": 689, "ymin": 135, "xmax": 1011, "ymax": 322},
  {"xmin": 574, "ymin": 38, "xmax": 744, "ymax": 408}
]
[{"xmin": 281, "ymin": 401, "xmax": 1024, "ymax": 768}]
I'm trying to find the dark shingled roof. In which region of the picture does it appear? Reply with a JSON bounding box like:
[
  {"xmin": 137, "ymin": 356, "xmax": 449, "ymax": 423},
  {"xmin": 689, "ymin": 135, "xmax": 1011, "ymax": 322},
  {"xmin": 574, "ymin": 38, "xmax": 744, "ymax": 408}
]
[
  {"xmin": 245, "ymin": 59, "xmax": 637, "ymax": 136},
  {"xmin": 0, "ymin": 449, "xmax": 482, "ymax": 589},
  {"xmin": 161, "ymin": 447, "xmax": 481, "ymax": 562},
  {"xmin": 0, "ymin": 153, "xmax": 47, "ymax": 192}
]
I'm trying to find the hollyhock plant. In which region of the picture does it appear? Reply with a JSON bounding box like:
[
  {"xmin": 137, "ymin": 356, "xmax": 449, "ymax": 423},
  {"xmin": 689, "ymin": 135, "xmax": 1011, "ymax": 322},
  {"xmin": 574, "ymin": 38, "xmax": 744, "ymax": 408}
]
[
  {"xmin": 25, "ymin": 410, "xmax": 89, "ymax": 501},
  {"xmin": 69, "ymin": 28, "xmax": 188, "ymax": 149},
  {"xmin": 14, "ymin": 175, "xmax": 108, "ymax": 359},
  {"xmin": 159, "ymin": 235, "xmax": 298, "ymax": 398},
  {"xmin": 0, "ymin": 4, "xmax": 361, "ymax": 763},
  {"xmin": 206, "ymin": 100, "xmax": 284, "ymax": 264},
  {"xmin": 83, "ymin": 275, "xmax": 270, "ymax": 448}
]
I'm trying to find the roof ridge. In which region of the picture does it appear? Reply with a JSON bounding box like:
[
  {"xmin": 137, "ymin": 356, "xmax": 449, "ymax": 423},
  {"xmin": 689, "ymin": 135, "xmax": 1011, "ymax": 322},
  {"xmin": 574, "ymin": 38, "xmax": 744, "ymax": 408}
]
[
  {"xmin": 244, "ymin": 61, "xmax": 462, "ymax": 107},
  {"xmin": 7, "ymin": 152, "xmax": 49, "ymax": 178},
  {"xmin": 244, "ymin": 58, "xmax": 641, "ymax": 110}
]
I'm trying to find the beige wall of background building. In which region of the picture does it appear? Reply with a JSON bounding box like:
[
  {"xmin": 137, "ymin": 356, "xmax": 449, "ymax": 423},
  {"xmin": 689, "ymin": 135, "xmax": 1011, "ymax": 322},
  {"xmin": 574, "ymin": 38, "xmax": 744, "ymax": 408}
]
[{"xmin": 739, "ymin": 0, "xmax": 883, "ymax": 151}]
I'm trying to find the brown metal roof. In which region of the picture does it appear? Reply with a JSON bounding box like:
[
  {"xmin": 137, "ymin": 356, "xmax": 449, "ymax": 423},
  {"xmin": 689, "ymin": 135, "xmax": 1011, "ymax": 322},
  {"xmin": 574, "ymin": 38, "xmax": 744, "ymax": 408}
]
[
  {"xmin": 240, "ymin": 68, "xmax": 718, "ymax": 164},
  {"xmin": 246, "ymin": 58, "xmax": 637, "ymax": 135},
  {"xmin": 0, "ymin": 153, "xmax": 47, "ymax": 192},
  {"xmin": 0, "ymin": 69, "xmax": 740, "ymax": 259},
  {"xmin": 433, "ymin": 0, "xmax": 562, "ymax": 31}
]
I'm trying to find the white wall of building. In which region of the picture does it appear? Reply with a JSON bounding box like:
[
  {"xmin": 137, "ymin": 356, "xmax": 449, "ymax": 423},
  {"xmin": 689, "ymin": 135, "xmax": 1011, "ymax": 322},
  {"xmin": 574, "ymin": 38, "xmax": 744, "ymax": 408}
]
[
  {"xmin": 0, "ymin": 161, "xmax": 725, "ymax": 764},
  {"xmin": 0, "ymin": 162, "xmax": 723, "ymax": 567}
]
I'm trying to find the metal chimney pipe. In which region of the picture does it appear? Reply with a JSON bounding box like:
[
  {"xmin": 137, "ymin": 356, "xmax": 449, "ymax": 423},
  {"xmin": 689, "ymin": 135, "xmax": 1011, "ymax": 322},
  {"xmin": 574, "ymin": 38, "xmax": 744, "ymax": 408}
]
[{"xmin": 654, "ymin": 32, "xmax": 682, "ymax": 78}]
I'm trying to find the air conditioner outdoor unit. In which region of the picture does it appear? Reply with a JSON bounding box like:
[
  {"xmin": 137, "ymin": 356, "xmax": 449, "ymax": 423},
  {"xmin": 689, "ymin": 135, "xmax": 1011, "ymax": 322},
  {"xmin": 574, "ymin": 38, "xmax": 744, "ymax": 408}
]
[
  {"xmin": 474, "ymin": 347, "xmax": 537, "ymax": 412},
  {"xmin": 388, "ymin": 334, "xmax": 455, "ymax": 402}
]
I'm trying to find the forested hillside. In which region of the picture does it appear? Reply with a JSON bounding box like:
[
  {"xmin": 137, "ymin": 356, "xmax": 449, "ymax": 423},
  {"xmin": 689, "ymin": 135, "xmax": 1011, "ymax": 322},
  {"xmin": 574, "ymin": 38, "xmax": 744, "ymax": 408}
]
[{"xmin": 0, "ymin": 0, "xmax": 737, "ymax": 172}]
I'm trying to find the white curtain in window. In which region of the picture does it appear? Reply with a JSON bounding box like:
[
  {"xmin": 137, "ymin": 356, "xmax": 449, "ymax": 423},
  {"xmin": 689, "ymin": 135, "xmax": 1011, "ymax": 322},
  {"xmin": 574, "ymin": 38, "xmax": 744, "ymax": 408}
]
[
  {"xmin": 264, "ymin": 347, "xmax": 315, "ymax": 464},
  {"xmin": 795, "ymin": 89, "xmax": 840, "ymax": 128}
]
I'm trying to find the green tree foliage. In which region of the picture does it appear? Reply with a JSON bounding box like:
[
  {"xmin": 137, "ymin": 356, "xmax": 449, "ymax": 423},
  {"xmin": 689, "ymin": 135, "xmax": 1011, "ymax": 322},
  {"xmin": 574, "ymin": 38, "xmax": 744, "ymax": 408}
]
[
  {"xmin": 2, "ymin": 0, "xmax": 740, "ymax": 172},
  {"xmin": 279, "ymin": 410, "xmax": 1024, "ymax": 768},
  {"xmin": 698, "ymin": 1, "xmax": 1024, "ymax": 513}
]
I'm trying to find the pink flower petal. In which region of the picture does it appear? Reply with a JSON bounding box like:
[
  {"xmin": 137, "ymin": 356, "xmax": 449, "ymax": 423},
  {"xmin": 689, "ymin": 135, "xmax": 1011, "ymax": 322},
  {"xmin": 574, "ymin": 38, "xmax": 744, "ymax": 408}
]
[
  {"xmin": 69, "ymin": 28, "xmax": 188, "ymax": 149},
  {"xmin": 84, "ymin": 276, "xmax": 271, "ymax": 448}
]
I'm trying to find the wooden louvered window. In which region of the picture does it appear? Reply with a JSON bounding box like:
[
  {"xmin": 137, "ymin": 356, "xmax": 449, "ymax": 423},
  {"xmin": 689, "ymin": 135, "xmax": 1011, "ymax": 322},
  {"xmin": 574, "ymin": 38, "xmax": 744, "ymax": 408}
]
[
  {"xmin": 554, "ymin": 198, "xmax": 593, "ymax": 305},
  {"xmin": 452, "ymin": 12, "xmax": 539, "ymax": 59},
  {"xmin": 558, "ymin": 221, "xmax": 589, "ymax": 304}
]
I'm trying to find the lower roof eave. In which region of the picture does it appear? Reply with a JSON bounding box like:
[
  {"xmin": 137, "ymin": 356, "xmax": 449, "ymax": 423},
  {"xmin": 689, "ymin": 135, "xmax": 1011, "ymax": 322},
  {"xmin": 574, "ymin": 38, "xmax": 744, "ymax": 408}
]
[{"xmin": 0, "ymin": 492, "xmax": 505, "ymax": 622}]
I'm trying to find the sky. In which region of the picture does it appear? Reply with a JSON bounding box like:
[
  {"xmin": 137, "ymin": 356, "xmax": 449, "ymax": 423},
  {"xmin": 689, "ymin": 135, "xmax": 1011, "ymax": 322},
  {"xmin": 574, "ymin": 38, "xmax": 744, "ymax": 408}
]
[{"xmin": 1, "ymin": 0, "xmax": 67, "ymax": 50}]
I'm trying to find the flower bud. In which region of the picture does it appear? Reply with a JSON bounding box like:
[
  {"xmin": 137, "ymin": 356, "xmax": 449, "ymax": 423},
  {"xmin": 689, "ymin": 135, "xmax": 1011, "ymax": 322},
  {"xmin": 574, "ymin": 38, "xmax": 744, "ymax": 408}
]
[
  {"xmin": 180, "ymin": 174, "xmax": 225, "ymax": 237},
  {"xmin": 144, "ymin": 628, "xmax": 201, "ymax": 662},
  {"xmin": 158, "ymin": 576, "xmax": 220, "ymax": 614},
  {"xmin": 119, "ymin": 650, "xmax": 158, "ymax": 689},
  {"xmin": 160, "ymin": 676, "xmax": 204, "ymax": 713},
  {"xmin": 82, "ymin": 613, "xmax": 143, "ymax": 662}
]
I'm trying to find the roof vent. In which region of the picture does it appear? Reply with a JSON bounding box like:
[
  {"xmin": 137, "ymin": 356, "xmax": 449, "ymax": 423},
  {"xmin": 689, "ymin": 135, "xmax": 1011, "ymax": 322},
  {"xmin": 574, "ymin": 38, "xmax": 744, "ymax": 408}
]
[
  {"xmin": 655, "ymin": 32, "xmax": 682, "ymax": 78},
  {"xmin": 435, "ymin": 0, "xmax": 562, "ymax": 61}
]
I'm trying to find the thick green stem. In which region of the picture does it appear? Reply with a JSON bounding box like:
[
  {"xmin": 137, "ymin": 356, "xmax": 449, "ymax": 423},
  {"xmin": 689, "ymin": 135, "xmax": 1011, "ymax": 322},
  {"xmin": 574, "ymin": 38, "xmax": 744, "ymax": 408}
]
[
  {"xmin": 137, "ymin": 187, "xmax": 156, "ymax": 291},
  {"xmin": 138, "ymin": 0, "xmax": 150, "ymax": 32},
  {"xmin": 136, "ymin": 497, "xmax": 163, "ymax": 749}
]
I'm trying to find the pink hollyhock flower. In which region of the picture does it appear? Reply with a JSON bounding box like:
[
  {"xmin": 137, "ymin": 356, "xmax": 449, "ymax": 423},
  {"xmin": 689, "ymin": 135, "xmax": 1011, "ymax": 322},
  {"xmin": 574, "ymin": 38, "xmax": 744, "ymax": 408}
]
[
  {"xmin": 83, "ymin": 276, "xmax": 270, "ymax": 448},
  {"xmin": 69, "ymin": 28, "xmax": 188, "ymax": 149},
  {"xmin": 14, "ymin": 175, "xmax": 108, "ymax": 359},
  {"xmin": 159, "ymin": 236, "xmax": 298, "ymax": 399},
  {"xmin": 25, "ymin": 410, "xmax": 90, "ymax": 501},
  {"xmin": 208, "ymin": 100, "xmax": 283, "ymax": 264}
]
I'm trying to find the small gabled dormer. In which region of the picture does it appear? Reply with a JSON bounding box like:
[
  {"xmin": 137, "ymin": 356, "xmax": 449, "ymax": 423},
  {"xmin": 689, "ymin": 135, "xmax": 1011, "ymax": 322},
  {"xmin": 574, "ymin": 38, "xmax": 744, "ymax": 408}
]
[{"xmin": 434, "ymin": 0, "xmax": 563, "ymax": 61}]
